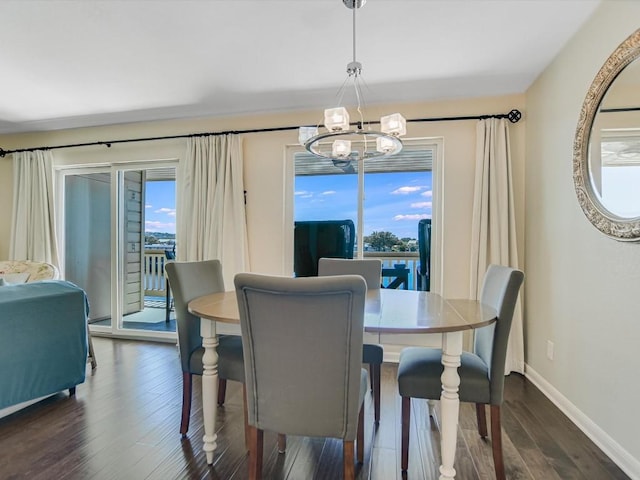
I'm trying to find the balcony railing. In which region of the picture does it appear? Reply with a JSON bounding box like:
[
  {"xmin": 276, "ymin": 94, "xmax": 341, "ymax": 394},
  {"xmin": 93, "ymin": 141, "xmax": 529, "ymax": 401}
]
[
  {"xmin": 364, "ymin": 252, "xmax": 419, "ymax": 290},
  {"xmin": 142, "ymin": 250, "xmax": 420, "ymax": 297},
  {"xmin": 144, "ymin": 249, "xmax": 170, "ymax": 297}
]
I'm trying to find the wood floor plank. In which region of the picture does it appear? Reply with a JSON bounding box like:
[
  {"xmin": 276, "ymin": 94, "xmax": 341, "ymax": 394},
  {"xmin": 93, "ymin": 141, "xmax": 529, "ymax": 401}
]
[
  {"xmin": 509, "ymin": 381, "xmax": 630, "ymax": 480},
  {"xmin": 0, "ymin": 338, "xmax": 630, "ymax": 480},
  {"xmin": 280, "ymin": 436, "xmax": 326, "ymax": 479},
  {"xmin": 459, "ymin": 423, "xmax": 495, "ymax": 479},
  {"xmin": 507, "ymin": 399, "xmax": 587, "ymax": 479},
  {"xmin": 500, "ymin": 399, "xmax": 563, "ymax": 480},
  {"xmin": 370, "ymin": 363, "xmax": 400, "ymax": 480}
]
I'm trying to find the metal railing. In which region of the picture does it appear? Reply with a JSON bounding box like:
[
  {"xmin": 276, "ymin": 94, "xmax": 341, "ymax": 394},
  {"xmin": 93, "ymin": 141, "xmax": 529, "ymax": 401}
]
[{"xmin": 142, "ymin": 250, "xmax": 420, "ymax": 295}]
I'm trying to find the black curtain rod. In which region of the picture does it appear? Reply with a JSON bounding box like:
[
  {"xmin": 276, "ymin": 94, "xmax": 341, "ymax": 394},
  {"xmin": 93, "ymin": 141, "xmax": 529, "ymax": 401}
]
[
  {"xmin": 600, "ymin": 107, "xmax": 640, "ymax": 113},
  {"xmin": 0, "ymin": 109, "xmax": 521, "ymax": 157}
]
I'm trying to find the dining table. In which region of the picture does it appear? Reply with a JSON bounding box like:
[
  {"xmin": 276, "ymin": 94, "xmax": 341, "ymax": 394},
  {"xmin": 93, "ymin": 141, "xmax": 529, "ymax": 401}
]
[{"xmin": 188, "ymin": 287, "xmax": 497, "ymax": 480}]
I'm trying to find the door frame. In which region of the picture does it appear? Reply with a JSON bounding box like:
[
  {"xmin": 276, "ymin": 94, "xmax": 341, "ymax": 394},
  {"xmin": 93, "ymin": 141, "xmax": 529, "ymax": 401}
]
[
  {"xmin": 55, "ymin": 159, "xmax": 178, "ymax": 342},
  {"xmin": 285, "ymin": 137, "xmax": 444, "ymax": 294}
]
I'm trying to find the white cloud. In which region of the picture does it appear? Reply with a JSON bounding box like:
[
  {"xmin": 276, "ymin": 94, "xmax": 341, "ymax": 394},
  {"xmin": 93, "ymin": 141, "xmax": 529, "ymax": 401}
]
[
  {"xmin": 410, "ymin": 201, "xmax": 432, "ymax": 209},
  {"xmin": 393, "ymin": 214, "xmax": 431, "ymax": 221},
  {"xmin": 322, "ymin": 190, "xmax": 336, "ymax": 195},
  {"xmin": 295, "ymin": 190, "xmax": 310, "ymax": 196},
  {"xmin": 145, "ymin": 220, "xmax": 176, "ymax": 231},
  {"xmin": 145, "ymin": 204, "xmax": 152, "ymax": 209},
  {"xmin": 154, "ymin": 207, "xmax": 176, "ymax": 217},
  {"xmin": 391, "ymin": 186, "xmax": 422, "ymax": 195},
  {"xmin": 421, "ymin": 190, "xmax": 433, "ymax": 198}
]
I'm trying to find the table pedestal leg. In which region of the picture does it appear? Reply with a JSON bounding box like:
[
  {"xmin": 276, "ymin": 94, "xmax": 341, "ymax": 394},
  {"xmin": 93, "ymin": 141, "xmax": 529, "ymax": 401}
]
[
  {"xmin": 439, "ymin": 331, "xmax": 463, "ymax": 480},
  {"xmin": 201, "ymin": 319, "xmax": 219, "ymax": 465}
]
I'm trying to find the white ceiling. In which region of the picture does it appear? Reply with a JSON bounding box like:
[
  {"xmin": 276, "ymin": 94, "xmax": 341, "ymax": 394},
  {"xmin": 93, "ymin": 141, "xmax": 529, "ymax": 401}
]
[{"xmin": 0, "ymin": 0, "xmax": 601, "ymax": 135}]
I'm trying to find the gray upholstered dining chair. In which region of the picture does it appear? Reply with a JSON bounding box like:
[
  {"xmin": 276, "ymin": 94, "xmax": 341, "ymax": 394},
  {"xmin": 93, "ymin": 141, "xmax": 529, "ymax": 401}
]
[
  {"xmin": 164, "ymin": 260, "xmax": 246, "ymax": 437},
  {"xmin": 317, "ymin": 257, "xmax": 384, "ymax": 424},
  {"xmin": 397, "ymin": 264, "xmax": 524, "ymax": 480},
  {"xmin": 234, "ymin": 273, "xmax": 368, "ymax": 480},
  {"xmin": 416, "ymin": 218, "xmax": 431, "ymax": 291}
]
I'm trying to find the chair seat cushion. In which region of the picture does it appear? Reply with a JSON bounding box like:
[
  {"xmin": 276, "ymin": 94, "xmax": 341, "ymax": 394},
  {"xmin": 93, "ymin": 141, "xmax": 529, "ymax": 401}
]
[
  {"xmin": 397, "ymin": 347, "xmax": 490, "ymax": 404},
  {"xmin": 189, "ymin": 335, "xmax": 245, "ymax": 382},
  {"xmin": 362, "ymin": 343, "xmax": 383, "ymax": 364}
]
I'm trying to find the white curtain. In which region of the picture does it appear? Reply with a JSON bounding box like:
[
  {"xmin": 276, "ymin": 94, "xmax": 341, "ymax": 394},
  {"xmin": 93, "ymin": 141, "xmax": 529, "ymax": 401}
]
[
  {"xmin": 10, "ymin": 150, "xmax": 60, "ymax": 267},
  {"xmin": 176, "ymin": 135, "xmax": 250, "ymax": 287},
  {"xmin": 470, "ymin": 118, "xmax": 524, "ymax": 374}
]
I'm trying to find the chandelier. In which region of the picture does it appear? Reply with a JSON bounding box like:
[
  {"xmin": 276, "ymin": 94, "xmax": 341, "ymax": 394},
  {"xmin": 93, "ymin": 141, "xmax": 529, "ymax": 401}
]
[{"xmin": 299, "ymin": 0, "xmax": 406, "ymax": 163}]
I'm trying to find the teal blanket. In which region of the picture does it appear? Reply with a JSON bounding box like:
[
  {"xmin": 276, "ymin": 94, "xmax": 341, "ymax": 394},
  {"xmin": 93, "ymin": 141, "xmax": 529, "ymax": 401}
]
[{"xmin": 0, "ymin": 280, "xmax": 88, "ymax": 410}]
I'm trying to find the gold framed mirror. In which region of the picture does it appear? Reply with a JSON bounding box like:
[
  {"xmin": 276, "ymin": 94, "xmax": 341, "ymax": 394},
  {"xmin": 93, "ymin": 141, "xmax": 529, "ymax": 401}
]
[{"xmin": 573, "ymin": 28, "xmax": 640, "ymax": 241}]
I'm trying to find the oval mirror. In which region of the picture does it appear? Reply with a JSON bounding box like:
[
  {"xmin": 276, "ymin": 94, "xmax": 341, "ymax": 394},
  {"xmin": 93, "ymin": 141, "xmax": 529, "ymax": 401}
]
[{"xmin": 574, "ymin": 29, "xmax": 640, "ymax": 240}]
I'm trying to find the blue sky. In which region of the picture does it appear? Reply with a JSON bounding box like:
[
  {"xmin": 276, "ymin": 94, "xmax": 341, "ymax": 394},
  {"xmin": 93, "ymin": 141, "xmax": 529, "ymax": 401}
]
[
  {"xmin": 143, "ymin": 171, "xmax": 433, "ymax": 239},
  {"xmin": 145, "ymin": 181, "xmax": 176, "ymax": 234},
  {"xmin": 295, "ymin": 171, "xmax": 432, "ymax": 240}
]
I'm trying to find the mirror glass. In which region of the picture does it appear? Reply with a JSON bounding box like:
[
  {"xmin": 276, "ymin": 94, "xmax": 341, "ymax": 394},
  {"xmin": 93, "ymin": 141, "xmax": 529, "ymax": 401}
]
[
  {"xmin": 588, "ymin": 59, "xmax": 640, "ymax": 218},
  {"xmin": 574, "ymin": 29, "xmax": 640, "ymax": 241}
]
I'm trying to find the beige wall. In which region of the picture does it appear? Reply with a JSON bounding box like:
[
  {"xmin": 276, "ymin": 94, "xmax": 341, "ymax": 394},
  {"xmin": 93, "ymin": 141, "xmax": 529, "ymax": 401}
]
[
  {"xmin": 525, "ymin": 0, "xmax": 640, "ymax": 472},
  {"xmin": 0, "ymin": 95, "xmax": 525, "ymax": 301}
]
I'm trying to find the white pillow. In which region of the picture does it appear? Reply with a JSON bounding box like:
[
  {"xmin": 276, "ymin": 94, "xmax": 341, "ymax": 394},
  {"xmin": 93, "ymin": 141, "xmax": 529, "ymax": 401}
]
[{"xmin": 0, "ymin": 272, "xmax": 30, "ymax": 284}]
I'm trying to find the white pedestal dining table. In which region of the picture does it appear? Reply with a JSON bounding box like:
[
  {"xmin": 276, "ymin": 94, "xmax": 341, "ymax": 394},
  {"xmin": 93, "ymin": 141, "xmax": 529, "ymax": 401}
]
[{"xmin": 188, "ymin": 288, "xmax": 497, "ymax": 480}]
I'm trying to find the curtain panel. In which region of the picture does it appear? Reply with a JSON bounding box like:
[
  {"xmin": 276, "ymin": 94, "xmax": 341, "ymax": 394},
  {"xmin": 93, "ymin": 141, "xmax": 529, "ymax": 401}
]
[
  {"xmin": 10, "ymin": 150, "xmax": 59, "ymax": 266},
  {"xmin": 177, "ymin": 135, "xmax": 250, "ymax": 287},
  {"xmin": 470, "ymin": 118, "xmax": 524, "ymax": 374}
]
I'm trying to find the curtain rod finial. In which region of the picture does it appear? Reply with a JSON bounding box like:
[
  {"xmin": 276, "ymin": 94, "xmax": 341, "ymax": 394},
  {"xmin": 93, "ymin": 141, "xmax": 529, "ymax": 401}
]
[
  {"xmin": 0, "ymin": 148, "xmax": 6, "ymax": 157},
  {"xmin": 508, "ymin": 109, "xmax": 522, "ymax": 123}
]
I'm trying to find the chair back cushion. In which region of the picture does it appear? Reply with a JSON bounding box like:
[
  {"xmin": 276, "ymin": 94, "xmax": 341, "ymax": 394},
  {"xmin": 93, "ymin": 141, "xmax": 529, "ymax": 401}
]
[
  {"xmin": 293, "ymin": 220, "xmax": 355, "ymax": 277},
  {"xmin": 417, "ymin": 219, "xmax": 431, "ymax": 276},
  {"xmin": 473, "ymin": 264, "xmax": 524, "ymax": 404},
  {"xmin": 235, "ymin": 273, "xmax": 366, "ymax": 440},
  {"xmin": 165, "ymin": 260, "xmax": 225, "ymax": 372},
  {"xmin": 318, "ymin": 258, "xmax": 382, "ymax": 290}
]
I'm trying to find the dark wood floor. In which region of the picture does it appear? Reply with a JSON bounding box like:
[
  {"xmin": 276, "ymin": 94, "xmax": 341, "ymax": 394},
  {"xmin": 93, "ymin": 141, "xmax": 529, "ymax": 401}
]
[{"xmin": 0, "ymin": 337, "xmax": 629, "ymax": 480}]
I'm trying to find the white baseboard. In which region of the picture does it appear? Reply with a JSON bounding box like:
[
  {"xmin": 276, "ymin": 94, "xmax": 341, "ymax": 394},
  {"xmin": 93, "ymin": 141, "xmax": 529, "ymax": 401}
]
[
  {"xmin": 0, "ymin": 395, "xmax": 51, "ymax": 420},
  {"xmin": 525, "ymin": 364, "xmax": 639, "ymax": 480}
]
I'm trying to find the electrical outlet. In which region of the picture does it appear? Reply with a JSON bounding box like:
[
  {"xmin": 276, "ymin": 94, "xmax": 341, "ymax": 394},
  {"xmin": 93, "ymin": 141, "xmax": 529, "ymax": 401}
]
[{"xmin": 546, "ymin": 340, "xmax": 554, "ymax": 361}]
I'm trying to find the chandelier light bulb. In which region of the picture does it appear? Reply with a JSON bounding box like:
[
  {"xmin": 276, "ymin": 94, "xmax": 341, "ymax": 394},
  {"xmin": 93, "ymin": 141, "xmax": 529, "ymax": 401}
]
[
  {"xmin": 332, "ymin": 139, "xmax": 352, "ymax": 158},
  {"xmin": 376, "ymin": 136, "xmax": 395, "ymax": 153},
  {"xmin": 324, "ymin": 107, "xmax": 350, "ymax": 132},
  {"xmin": 380, "ymin": 113, "xmax": 407, "ymax": 137},
  {"xmin": 298, "ymin": 126, "xmax": 319, "ymax": 146}
]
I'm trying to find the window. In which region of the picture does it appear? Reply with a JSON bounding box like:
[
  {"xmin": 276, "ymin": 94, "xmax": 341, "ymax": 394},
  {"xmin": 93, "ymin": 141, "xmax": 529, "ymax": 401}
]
[
  {"xmin": 291, "ymin": 139, "xmax": 437, "ymax": 289},
  {"xmin": 597, "ymin": 132, "xmax": 640, "ymax": 217}
]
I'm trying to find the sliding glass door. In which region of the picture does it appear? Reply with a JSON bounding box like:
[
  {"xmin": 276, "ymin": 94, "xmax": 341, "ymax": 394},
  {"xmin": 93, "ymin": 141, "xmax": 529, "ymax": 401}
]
[
  {"xmin": 291, "ymin": 139, "xmax": 436, "ymax": 290},
  {"xmin": 58, "ymin": 161, "xmax": 177, "ymax": 340},
  {"xmin": 64, "ymin": 171, "xmax": 113, "ymax": 325}
]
